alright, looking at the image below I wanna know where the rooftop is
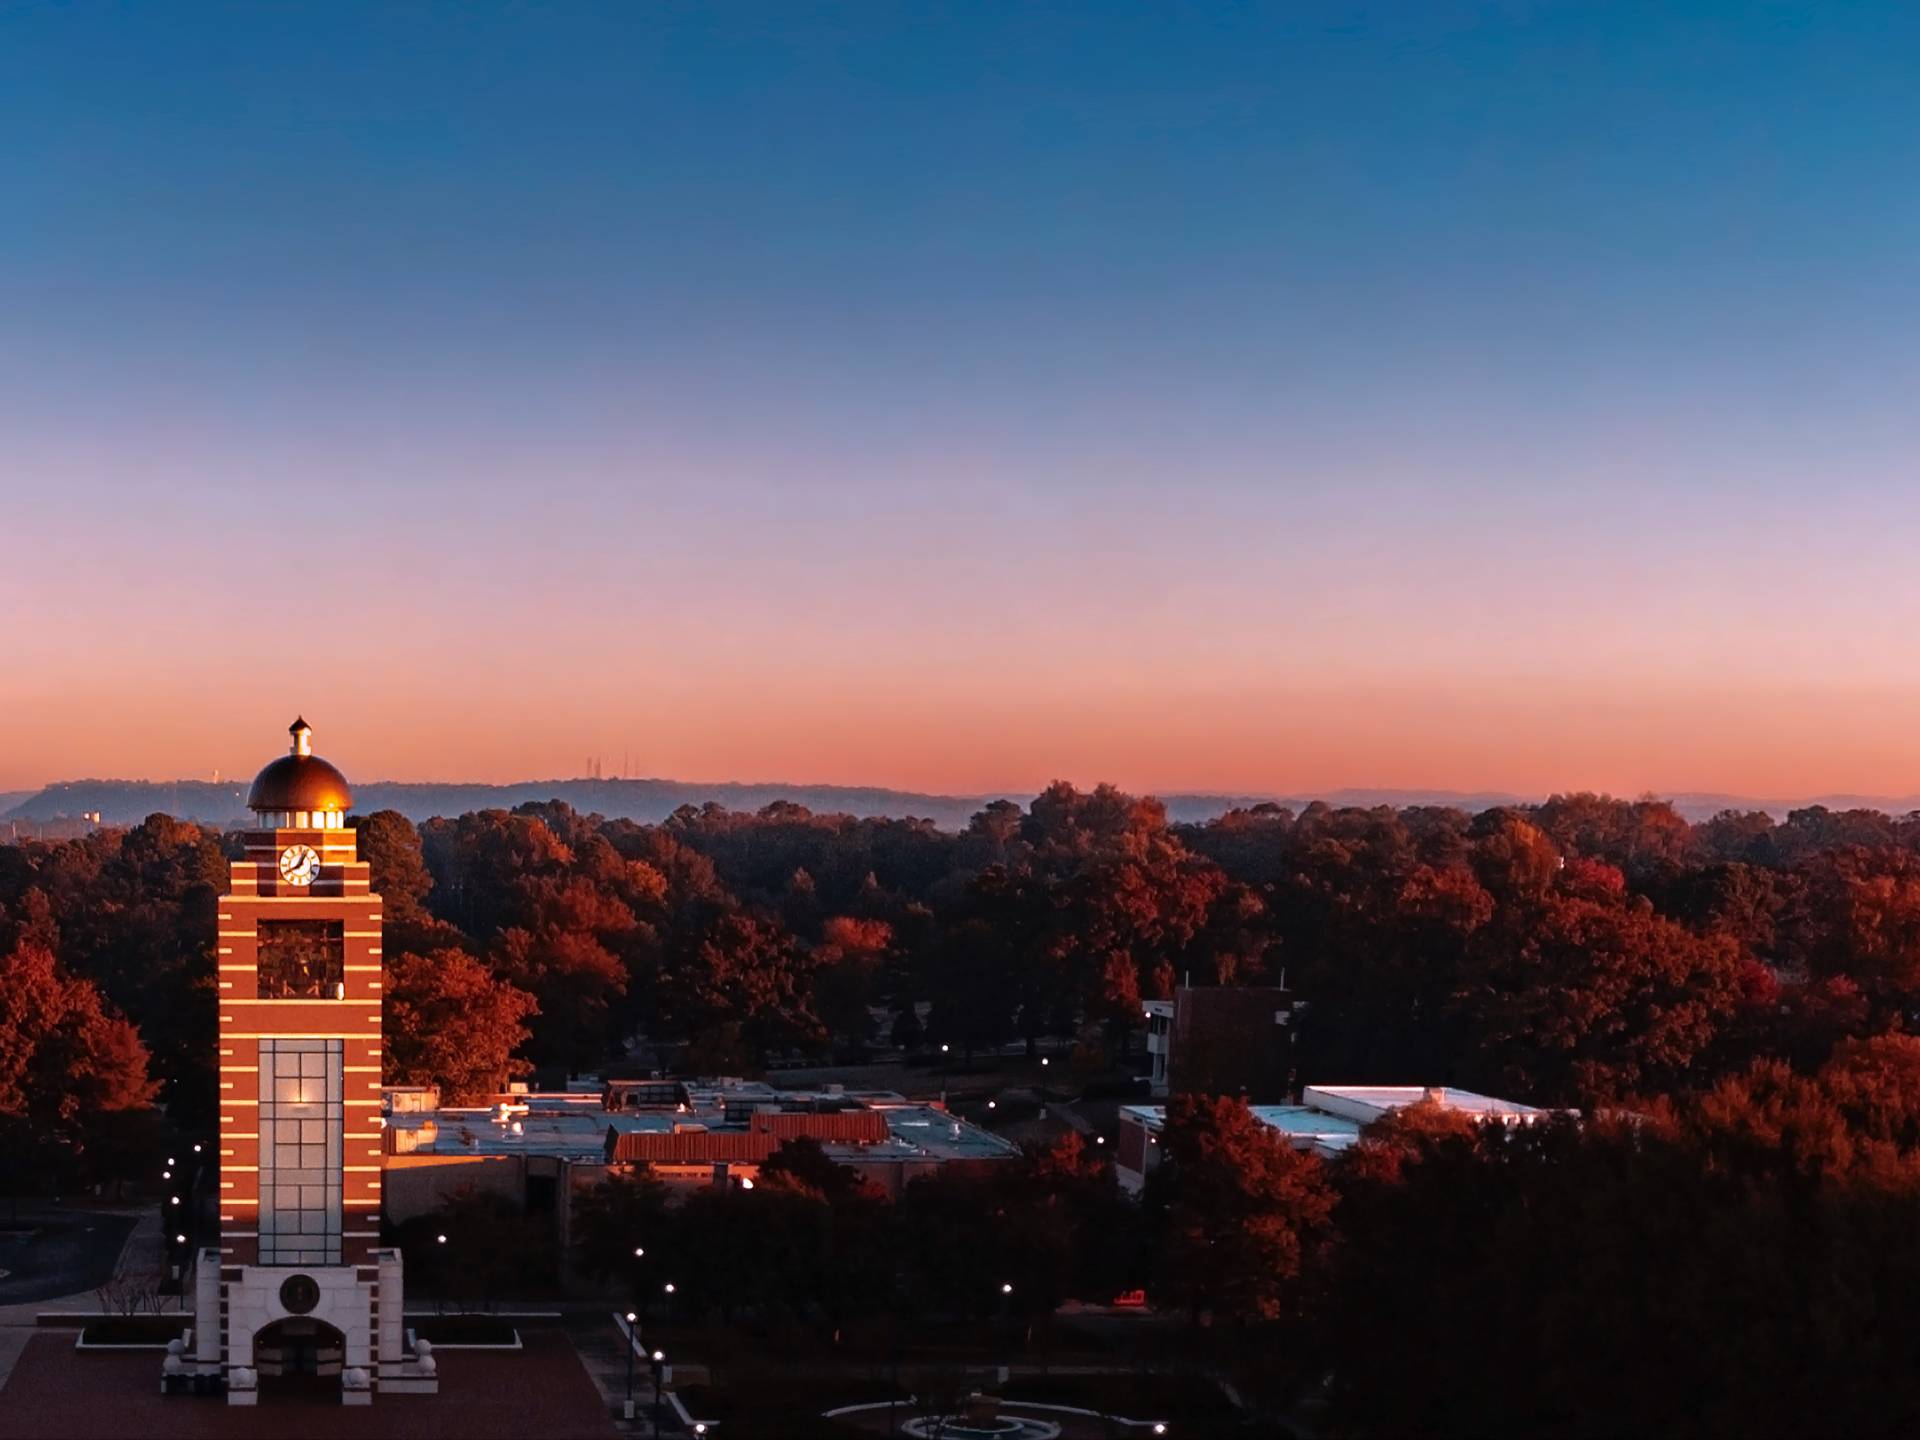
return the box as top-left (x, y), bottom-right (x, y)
top-left (1120, 1083), bottom-right (1548, 1158)
top-left (383, 1078), bottom-right (1020, 1167)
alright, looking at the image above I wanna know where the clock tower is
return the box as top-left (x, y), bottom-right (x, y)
top-left (186, 719), bottom-right (434, 1405)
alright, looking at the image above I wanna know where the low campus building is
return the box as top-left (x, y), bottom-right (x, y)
top-left (381, 1076), bottom-right (1021, 1255)
top-left (1143, 984), bottom-right (1297, 1100)
top-left (1114, 1083), bottom-right (1549, 1194)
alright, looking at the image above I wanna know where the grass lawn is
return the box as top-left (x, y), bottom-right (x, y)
top-left (410, 1316), bottom-right (521, 1346)
top-left (78, 1315), bottom-right (191, 1346)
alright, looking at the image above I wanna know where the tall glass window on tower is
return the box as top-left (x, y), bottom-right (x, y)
top-left (258, 1039), bottom-right (342, 1264)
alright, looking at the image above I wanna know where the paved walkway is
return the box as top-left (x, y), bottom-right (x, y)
top-left (0, 1331), bottom-right (617, 1438)
top-left (0, 1204), bottom-right (178, 1398)
top-left (568, 1313), bottom-right (681, 1435)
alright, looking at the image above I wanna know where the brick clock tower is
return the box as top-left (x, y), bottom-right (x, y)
top-left (184, 719), bottom-right (436, 1405)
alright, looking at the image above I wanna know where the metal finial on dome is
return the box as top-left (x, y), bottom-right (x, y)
top-left (290, 717), bottom-right (312, 757)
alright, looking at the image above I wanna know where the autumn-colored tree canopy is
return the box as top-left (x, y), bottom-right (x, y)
top-left (17, 785), bottom-right (1920, 1428)
top-left (16, 787), bottom-right (1920, 1129)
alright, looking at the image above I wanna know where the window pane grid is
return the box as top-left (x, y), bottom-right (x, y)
top-left (257, 1039), bottom-right (343, 1264)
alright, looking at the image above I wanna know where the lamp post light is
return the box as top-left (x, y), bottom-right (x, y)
top-left (649, 1349), bottom-right (666, 1438)
top-left (622, 1312), bottom-right (638, 1419)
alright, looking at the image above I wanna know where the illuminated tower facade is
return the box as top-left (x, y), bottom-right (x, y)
top-left (190, 719), bottom-right (425, 1404)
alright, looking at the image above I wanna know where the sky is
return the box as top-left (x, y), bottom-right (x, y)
top-left (5, 1), bottom-right (1920, 800)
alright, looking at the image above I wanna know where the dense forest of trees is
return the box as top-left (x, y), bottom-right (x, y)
top-left (11, 787), bottom-right (1920, 1430)
top-left (13, 785), bottom-right (1920, 1132)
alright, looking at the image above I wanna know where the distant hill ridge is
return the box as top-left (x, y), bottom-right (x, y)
top-left (11, 776), bottom-right (1920, 833)
top-left (3, 775), bottom-right (1279, 831)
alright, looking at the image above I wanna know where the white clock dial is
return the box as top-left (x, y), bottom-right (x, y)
top-left (277, 844), bottom-right (321, 887)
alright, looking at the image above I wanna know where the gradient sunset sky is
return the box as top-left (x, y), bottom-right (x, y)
top-left (6, 2), bottom-right (1920, 800)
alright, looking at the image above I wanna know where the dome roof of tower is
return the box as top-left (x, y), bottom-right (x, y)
top-left (247, 718), bottom-right (352, 813)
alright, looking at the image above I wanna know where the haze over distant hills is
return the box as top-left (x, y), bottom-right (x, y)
top-left (10, 776), bottom-right (1920, 835)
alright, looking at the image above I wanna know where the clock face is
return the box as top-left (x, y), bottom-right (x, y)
top-left (277, 844), bottom-right (321, 887)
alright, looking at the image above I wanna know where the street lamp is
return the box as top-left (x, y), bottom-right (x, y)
top-left (650, 1349), bottom-right (667, 1437)
top-left (663, 1282), bottom-right (676, 1295)
top-left (633, 1246), bottom-right (645, 1259)
top-left (623, 1312), bottom-right (638, 1418)
top-left (1153, 1425), bottom-right (1167, 1436)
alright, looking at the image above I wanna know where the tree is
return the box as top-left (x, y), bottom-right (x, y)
top-left (1453, 891), bottom-right (1747, 1103)
top-left (1151, 1094), bottom-right (1334, 1325)
top-left (0, 943), bottom-right (157, 1186)
top-left (383, 948), bottom-right (537, 1102)
top-left (659, 909), bottom-right (823, 1067)
top-left (571, 1168), bottom-right (672, 1299)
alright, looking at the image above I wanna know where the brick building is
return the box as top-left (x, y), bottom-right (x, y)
top-left (179, 721), bottom-right (435, 1406)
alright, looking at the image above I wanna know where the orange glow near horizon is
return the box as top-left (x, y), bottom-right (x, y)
top-left (13, 456), bottom-right (1920, 803)
top-left (15, 667), bottom-right (1920, 805)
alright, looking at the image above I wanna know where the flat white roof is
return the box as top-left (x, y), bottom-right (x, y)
top-left (1303, 1084), bottom-right (1544, 1125)
top-left (1120, 1083), bottom-right (1546, 1156)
